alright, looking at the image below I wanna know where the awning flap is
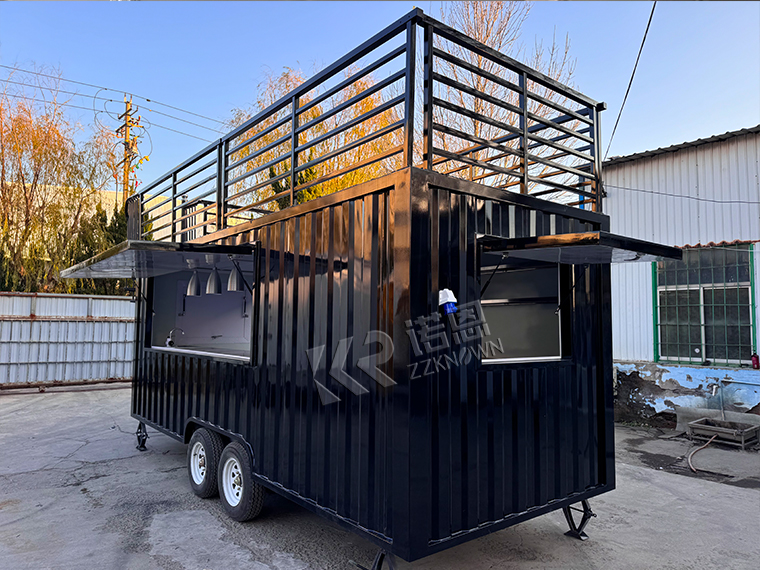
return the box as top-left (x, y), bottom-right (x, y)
top-left (61, 240), bottom-right (255, 279)
top-left (479, 231), bottom-right (682, 264)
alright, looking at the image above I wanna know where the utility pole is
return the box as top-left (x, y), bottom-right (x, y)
top-left (116, 95), bottom-right (137, 206)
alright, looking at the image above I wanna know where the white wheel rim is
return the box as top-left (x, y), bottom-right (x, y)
top-left (222, 457), bottom-right (243, 507)
top-left (190, 441), bottom-right (207, 485)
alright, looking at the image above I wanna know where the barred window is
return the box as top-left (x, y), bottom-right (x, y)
top-left (655, 244), bottom-right (756, 365)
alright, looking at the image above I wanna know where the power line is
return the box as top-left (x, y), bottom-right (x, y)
top-left (605, 183), bottom-right (760, 205)
top-left (0, 76), bottom-right (224, 134)
top-left (604, 2), bottom-right (657, 161)
top-left (0, 63), bottom-right (226, 125)
top-left (136, 106), bottom-right (224, 134)
top-left (4, 92), bottom-right (212, 143)
top-left (0, 77), bottom-right (114, 102)
top-left (3, 92), bottom-right (100, 113)
top-left (140, 117), bottom-right (213, 143)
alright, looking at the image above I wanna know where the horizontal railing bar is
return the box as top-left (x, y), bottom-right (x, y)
top-left (144, 176), bottom-right (216, 225)
top-left (526, 150), bottom-right (592, 179)
top-left (477, 113), bottom-right (590, 157)
top-left (531, 185), bottom-right (596, 200)
top-left (142, 206), bottom-right (174, 228)
top-left (168, 186), bottom-right (216, 216)
top-left (227, 114), bottom-right (290, 157)
top-left (423, 13), bottom-right (601, 108)
top-left (526, 89), bottom-right (593, 126)
top-left (298, 44), bottom-right (407, 116)
top-left (502, 165), bottom-right (587, 187)
top-left (174, 216), bottom-right (213, 236)
top-left (433, 96), bottom-right (522, 137)
top-left (432, 46), bottom-right (594, 130)
top-left (527, 111), bottom-right (592, 144)
top-left (173, 174), bottom-right (217, 205)
top-left (296, 94), bottom-right (405, 155)
top-left (295, 120), bottom-right (404, 175)
top-left (433, 70), bottom-right (592, 154)
top-left (433, 147), bottom-right (522, 179)
top-left (435, 132), bottom-right (581, 180)
top-left (141, 194), bottom-right (174, 218)
top-left (432, 122), bottom-right (523, 160)
top-left (174, 157), bottom-right (216, 188)
top-left (138, 142), bottom-right (218, 197)
top-left (432, 47), bottom-right (521, 97)
top-left (296, 70), bottom-right (405, 136)
top-left (226, 132), bottom-right (291, 173)
top-left (173, 202), bottom-right (216, 225)
top-left (293, 144), bottom-right (403, 195)
top-left (146, 219), bottom-right (174, 235)
top-left (433, 45), bottom-right (594, 128)
top-left (434, 117), bottom-right (592, 176)
top-left (142, 174), bottom-right (216, 225)
top-left (432, 71), bottom-right (523, 117)
top-left (225, 188), bottom-right (292, 218)
top-left (225, 151), bottom-right (290, 188)
top-left (527, 131), bottom-right (593, 162)
top-left (565, 198), bottom-right (596, 207)
top-left (528, 175), bottom-right (596, 197)
top-left (224, 8), bottom-right (417, 143)
top-left (225, 170), bottom-right (291, 204)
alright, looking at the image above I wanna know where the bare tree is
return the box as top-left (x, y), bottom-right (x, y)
top-left (435, 1), bottom-right (584, 199)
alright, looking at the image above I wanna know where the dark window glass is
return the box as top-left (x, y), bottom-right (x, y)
top-left (480, 263), bottom-right (561, 361)
top-left (656, 244), bottom-right (754, 365)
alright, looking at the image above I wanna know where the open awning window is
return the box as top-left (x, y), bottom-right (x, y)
top-left (61, 240), bottom-right (256, 279)
top-left (479, 231), bottom-right (682, 265)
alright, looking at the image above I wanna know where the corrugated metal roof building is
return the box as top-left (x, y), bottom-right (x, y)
top-left (603, 126), bottom-right (760, 421)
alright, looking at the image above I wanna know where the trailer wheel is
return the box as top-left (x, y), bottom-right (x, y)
top-left (187, 428), bottom-right (223, 498)
top-left (218, 442), bottom-right (264, 521)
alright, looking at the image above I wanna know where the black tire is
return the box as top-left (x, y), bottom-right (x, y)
top-left (217, 441), bottom-right (264, 521)
top-left (187, 428), bottom-right (223, 498)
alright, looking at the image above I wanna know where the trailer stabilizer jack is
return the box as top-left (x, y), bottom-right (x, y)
top-left (135, 422), bottom-right (148, 451)
top-left (351, 549), bottom-right (396, 570)
top-left (562, 500), bottom-right (596, 540)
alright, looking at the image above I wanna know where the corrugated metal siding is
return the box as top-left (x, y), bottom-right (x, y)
top-left (130, 170), bottom-right (617, 560)
top-left (134, 188), bottom-right (397, 545)
top-left (0, 293), bottom-right (135, 385)
top-left (604, 131), bottom-right (760, 361)
top-left (414, 183), bottom-right (612, 551)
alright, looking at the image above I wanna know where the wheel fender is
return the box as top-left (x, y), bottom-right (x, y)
top-left (184, 417), bottom-right (256, 469)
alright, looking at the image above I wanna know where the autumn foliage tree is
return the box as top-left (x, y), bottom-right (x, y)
top-left (224, 64), bottom-right (401, 219)
top-left (0, 70), bottom-right (122, 292)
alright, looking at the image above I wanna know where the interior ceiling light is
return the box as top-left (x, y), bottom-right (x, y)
top-left (186, 271), bottom-right (201, 297)
top-left (206, 267), bottom-right (222, 295)
top-left (227, 267), bottom-right (244, 292)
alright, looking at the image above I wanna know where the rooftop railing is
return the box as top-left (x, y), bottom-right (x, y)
top-left (128, 9), bottom-right (605, 242)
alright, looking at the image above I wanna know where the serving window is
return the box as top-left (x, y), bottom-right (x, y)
top-left (60, 240), bottom-right (258, 363)
top-left (479, 255), bottom-right (570, 363)
top-left (149, 269), bottom-right (255, 361)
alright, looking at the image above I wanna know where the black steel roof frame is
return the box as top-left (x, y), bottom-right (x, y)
top-left (128, 8), bottom-right (606, 246)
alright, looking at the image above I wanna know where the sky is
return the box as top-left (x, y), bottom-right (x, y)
top-left (0, 1), bottom-right (758, 190)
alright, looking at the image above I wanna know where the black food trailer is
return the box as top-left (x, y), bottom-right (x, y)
top-left (63, 9), bottom-right (681, 567)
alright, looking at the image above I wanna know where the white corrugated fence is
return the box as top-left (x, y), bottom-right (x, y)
top-left (0, 293), bottom-right (135, 386)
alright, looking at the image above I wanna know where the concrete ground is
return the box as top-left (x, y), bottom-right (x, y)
top-left (0, 386), bottom-right (758, 570)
